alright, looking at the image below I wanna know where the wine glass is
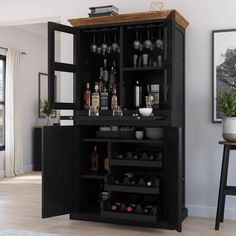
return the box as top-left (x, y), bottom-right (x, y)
top-left (156, 27), bottom-right (164, 50)
top-left (101, 33), bottom-right (108, 56)
top-left (144, 29), bottom-right (152, 50)
top-left (111, 32), bottom-right (119, 52)
top-left (107, 32), bottom-right (112, 54)
top-left (90, 33), bottom-right (97, 53)
top-left (96, 35), bottom-right (101, 54)
top-left (133, 30), bottom-right (141, 50)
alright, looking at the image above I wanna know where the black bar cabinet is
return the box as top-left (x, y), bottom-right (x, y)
top-left (42, 10), bottom-right (189, 232)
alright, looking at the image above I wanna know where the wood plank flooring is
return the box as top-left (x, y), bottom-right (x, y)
top-left (0, 172), bottom-right (235, 236)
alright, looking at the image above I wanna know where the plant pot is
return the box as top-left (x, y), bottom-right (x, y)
top-left (222, 116), bottom-right (236, 142)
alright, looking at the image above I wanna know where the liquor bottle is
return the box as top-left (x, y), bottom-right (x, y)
top-left (99, 67), bottom-right (104, 93)
top-left (108, 61), bottom-right (116, 93)
top-left (111, 202), bottom-right (121, 211)
top-left (111, 83), bottom-right (118, 110)
top-left (100, 86), bottom-right (109, 110)
top-left (92, 83), bottom-right (100, 109)
top-left (144, 174), bottom-right (155, 187)
top-left (113, 176), bottom-right (121, 185)
top-left (117, 153), bottom-right (124, 160)
top-left (83, 82), bottom-right (91, 110)
top-left (103, 59), bottom-right (109, 84)
top-left (104, 156), bottom-right (109, 173)
top-left (126, 197), bottom-right (142, 213)
top-left (134, 81), bottom-right (142, 108)
top-left (91, 146), bottom-right (98, 174)
top-left (123, 172), bottom-right (136, 185)
top-left (141, 198), bottom-right (157, 214)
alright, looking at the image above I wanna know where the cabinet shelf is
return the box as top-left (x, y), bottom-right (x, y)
top-left (81, 174), bottom-right (105, 180)
top-left (105, 184), bottom-right (160, 195)
top-left (110, 159), bottom-right (162, 168)
top-left (122, 66), bottom-right (164, 72)
top-left (82, 138), bottom-right (163, 144)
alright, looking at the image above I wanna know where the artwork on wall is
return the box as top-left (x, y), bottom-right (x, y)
top-left (38, 72), bottom-right (56, 118)
top-left (212, 29), bottom-right (236, 122)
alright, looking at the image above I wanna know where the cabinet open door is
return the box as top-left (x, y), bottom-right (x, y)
top-left (42, 126), bottom-right (76, 218)
top-left (164, 127), bottom-right (183, 232)
top-left (48, 22), bottom-right (79, 110)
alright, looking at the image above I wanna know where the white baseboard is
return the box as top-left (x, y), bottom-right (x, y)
top-left (23, 165), bottom-right (33, 173)
top-left (0, 169), bottom-right (4, 178)
top-left (187, 204), bottom-right (236, 220)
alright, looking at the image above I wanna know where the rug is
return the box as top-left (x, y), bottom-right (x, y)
top-left (0, 229), bottom-right (62, 236)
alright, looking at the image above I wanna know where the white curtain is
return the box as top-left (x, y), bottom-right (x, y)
top-left (5, 49), bottom-right (23, 177)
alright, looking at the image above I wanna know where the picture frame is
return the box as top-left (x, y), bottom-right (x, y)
top-left (38, 72), bottom-right (56, 118)
top-left (212, 29), bottom-right (236, 123)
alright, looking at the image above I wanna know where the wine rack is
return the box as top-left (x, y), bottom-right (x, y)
top-left (101, 196), bottom-right (160, 223)
top-left (42, 10), bottom-right (188, 233)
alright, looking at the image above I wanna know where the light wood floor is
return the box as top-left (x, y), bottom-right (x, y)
top-left (0, 172), bottom-right (235, 236)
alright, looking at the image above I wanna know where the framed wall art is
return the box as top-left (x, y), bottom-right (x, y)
top-left (212, 29), bottom-right (236, 122)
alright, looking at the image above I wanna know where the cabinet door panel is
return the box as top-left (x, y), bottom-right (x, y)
top-left (42, 126), bottom-right (76, 218)
top-left (48, 22), bottom-right (79, 110)
top-left (164, 127), bottom-right (182, 230)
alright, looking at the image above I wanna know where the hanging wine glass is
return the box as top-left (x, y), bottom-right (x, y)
top-left (144, 29), bottom-right (152, 50)
top-left (101, 33), bottom-right (108, 56)
top-left (90, 33), bottom-right (97, 53)
top-left (133, 30), bottom-right (141, 50)
top-left (112, 32), bottom-right (119, 52)
top-left (155, 27), bottom-right (164, 50)
top-left (96, 34), bottom-right (101, 54)
top-left (107, 32), bottom-right (112, 54)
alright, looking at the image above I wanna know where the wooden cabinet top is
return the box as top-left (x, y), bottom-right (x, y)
top-left (68, 10), bottom-right (189, 29)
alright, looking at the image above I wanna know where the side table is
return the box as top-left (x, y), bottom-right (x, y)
top-left (215, 141), bottom-right (236, 230)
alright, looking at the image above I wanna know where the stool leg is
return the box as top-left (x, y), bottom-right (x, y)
top-left (215, 145), bottom-right (230, 230)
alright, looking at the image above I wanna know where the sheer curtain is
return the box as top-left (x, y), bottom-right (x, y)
top-left (5, 49), bottom-right (23, 177)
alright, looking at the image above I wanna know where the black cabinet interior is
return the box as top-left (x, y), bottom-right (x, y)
top-left (43, 10), bottom-right (188, 232)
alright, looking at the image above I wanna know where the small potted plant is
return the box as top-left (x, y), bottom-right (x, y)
top-left (40, 99), bottom-right (55, 126)
top-left (217, 88), bottom-right (236, 141)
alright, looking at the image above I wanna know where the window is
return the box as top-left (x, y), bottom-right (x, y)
top-left (0, 55), bottom-right (5, 150)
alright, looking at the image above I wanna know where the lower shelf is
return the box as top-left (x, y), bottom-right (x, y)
top-left (100, 211), bottom-right (157, 223)
top-left (105, 184), bottom-right (160, 195)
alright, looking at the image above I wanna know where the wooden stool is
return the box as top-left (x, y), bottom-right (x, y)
top-left (215, 141), bottom-right (236, 230)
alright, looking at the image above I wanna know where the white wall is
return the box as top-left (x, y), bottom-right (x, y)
top-left (0, 26), bottom-right (48, 175)
top-left (1, 0), bottom-right (236, 219)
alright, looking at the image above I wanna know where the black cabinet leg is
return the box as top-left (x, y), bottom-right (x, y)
top-left (215, 145), bottom-right (229, 230)
top-left (177, 223), bottom-right (182, 232)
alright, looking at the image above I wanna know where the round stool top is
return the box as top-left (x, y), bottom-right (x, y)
top-left (219, 141), bottom-right (236, 146)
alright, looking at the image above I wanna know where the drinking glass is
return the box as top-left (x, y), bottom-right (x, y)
top-left (113, 106), bottom-right (123, 116)
top-left (89, 106), bottom-right (99, 116)
top-left (133, 54), bottom-right (138, 67)
top-left (145, 96), bottom-right (153, 108)
top-left (142, 54), bottom-right (149, 67)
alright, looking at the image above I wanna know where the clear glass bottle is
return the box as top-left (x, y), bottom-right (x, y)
top-left (100, 86), bottom-right (109, 110)
top-left (111, 84), bottom-right (118, 110)
top-left (92, 83), bottom-right (100, 110)
top-left (83, 82), bottom-right (91, 110)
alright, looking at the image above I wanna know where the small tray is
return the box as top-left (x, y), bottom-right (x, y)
top-left (96, 130), bottom-right (134, 139)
